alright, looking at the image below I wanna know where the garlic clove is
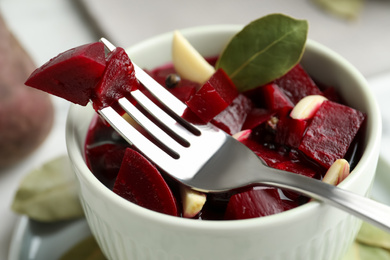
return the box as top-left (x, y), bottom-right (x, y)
top-left (322, 159), bottom-right (350, 185)
top-left (290, 95), bottom-right (327, 120)
top-left (180, 185), bottom-right (207, 218)
top-left (172, 30), bottom-right (215, 85)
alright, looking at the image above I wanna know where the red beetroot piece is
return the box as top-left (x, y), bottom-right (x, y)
top-left (113, 148), bottom-right (178, 216)
top-left (224, 187), bottom-right (294, 220)
top-left (275, 116), bottom-right (308, 148)
top-left (25, 42), bottom-right (106, 106)
top-left (242, 108), bottom-right (275, 130)
top-left (299, 100), bottom-right (366, 168)
top-left (238, 132), bottom-right (292, 168)
top-left (92, 47), bottom-right (139, 111)
top-left (211, 94), bottom-right (253, 135)
top-left (273, 64), bottom-right (322, 104)
top-left (261, 83), bottom-right (294, 111)
top-left (237, 129), bottom-right (323, 179)
top-left (169, 86), bottom-right (197, 103)
top-left (274, 160), bottom-right (319, 179)
top-left (186, 68), bottom-right (239, 123)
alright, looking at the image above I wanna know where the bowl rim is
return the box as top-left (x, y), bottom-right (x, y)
top-left (66, 24), bottom-right (382, 232)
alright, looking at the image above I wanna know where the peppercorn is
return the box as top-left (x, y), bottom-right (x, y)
top-left (165, 73), bottom-right (181, 88)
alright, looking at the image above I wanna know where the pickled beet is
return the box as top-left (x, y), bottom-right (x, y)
top-left (186, 69), bottom-right (239, 123)
top-left (113, 148), bottom-right (179, 216)
top-left (211, 94), bottom-right (253, 135)
top-left (25, 42), bottom-right (106, 106)
top-left (225, 188), bottom-right (296, 220)
top-left (260, 83), bottom-right (294, 110)
top-left (299, 100), bottom-right (366, 168)
top-left (92, 47), bottom-right (139, 110)
top-left (273, 64), bottom-right (322, 104)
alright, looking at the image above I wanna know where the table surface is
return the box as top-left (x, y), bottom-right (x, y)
top-left (0, 0), bottom-right (389, 258)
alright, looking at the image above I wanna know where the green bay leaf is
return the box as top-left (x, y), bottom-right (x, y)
top-left (215, 13), bottom-right (308, 92)
top-left (11, 155), bottom-right (84, 222)
top-left (60, 236), bottom-right (107, 260)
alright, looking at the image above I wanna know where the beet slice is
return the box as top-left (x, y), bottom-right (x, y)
top-left (85, 143), bottom-right (127, 188)
top-left (298, 100), bottom-right (366, 168)
top-left (25, 42), bottom-right (106, 106)
top-left (186, 68), bottom-right (239, 123)
top-left (224, 188), bottom-right (287, 220)
top-left (273, 64), bottom-right (322, 104)
top-left (92, 47), bottom-right (139, 110)
top-left (113, 148), bottom-right (178, 216)
top-left (211, 94), bottom-right (253, 135)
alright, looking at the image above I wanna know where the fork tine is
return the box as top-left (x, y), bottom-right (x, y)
top-left (130, 89), bottom-right (200, 143)
top-left (117, 94), bottom-right (185, 157)
top-left (132, 63), bottom-right (188, 117)
top-left (98, 106), bottom-right (177, 165)
top-left (100, 37), bottom-right (115, 52)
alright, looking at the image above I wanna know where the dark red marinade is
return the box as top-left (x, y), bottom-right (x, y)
top-left (84, 57), bottom-right (366, 220)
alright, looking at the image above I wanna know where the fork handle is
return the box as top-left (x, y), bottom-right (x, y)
top-left (262, 169), bottom-right (390, 233)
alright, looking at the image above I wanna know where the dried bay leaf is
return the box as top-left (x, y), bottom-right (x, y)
top-left (60, 236), bottom-right (107, 260)
top-left (342, 222), bottom-right (390, 260)
top-left (215, 13), bottom-right (308, 92)
top-left (11, 155), bottom-right (84, 222)
top-left (356, 222), bottom-right (390, 250)
top-left (312, 0), bottom-right (364, 20)
top-left (342, 242), bottom-right (390, 260)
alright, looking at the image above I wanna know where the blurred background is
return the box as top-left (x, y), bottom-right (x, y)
top-left (0, 0), bottom-right (389, 258)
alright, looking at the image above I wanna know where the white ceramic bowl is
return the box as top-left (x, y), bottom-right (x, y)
top-left (66, 25), bottom-right (382, 260)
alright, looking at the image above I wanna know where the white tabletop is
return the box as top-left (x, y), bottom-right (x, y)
top-left (0, 0), bottom-right (389, 258)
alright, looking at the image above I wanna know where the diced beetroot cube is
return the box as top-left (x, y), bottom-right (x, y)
top-left (186, 69), bottom-right (239, 123)
top-left (322, 87), bottom-right (342, 103)
top-left (169, 85), bottom-right (197, 102)
top-left (113, 148), bottom-right (179, 216)
top-left (25, 42), bottom-right (106, 106)
top-left (237, 134), bottom-right (287, 168)
top-left (211, 94), bottom-right (253, 135)
top-left (261, 83), bottom-right (294, 111)
top-left (298, 100), bottom-right (366, 168)
top-left (242, 108), bottom-right (275, 130)
top-left (92, 47), bottom-right (139, 110)
top-left (181, 108), bottom-right (207, 125)
top-left (280, 197), bottom-right (301, 211)
top-left (275, 116), bottom-right (308, 148)
top-left (274, 64), bottom-right (322, 104)
top-left (237, 129), bottom-right (324, 177)
top-left (224, 188), bottom-right (287, 220)
top-left (274, 160), bottom-right (319, 179)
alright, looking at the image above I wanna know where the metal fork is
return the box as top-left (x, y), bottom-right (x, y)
top-left (98, 38), bottom-right (390, 232)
